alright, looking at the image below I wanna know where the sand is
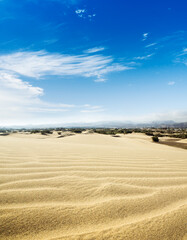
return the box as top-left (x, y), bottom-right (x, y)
top-left (0, 133), bottom-right (187, 240)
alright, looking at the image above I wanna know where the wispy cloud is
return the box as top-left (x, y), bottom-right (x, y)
top-left (143, 31), bottom-right (187, 68)
top-left (81, 104), bottom-right (104, 113)
top-left (134, 53), bottom-right (154, 60)
top-left (75, 8), bottom-right (96, 20)
top-left (27, 107), bottom-right (70, 113)
top-left (88, 13), bottom-right (96, 20)
top-left (75, 9), bottom-right (86, 18)
top-left (43, 39), bottom-right (58, 45)
top-left (168, 81), bottom-right (175, 86)
top-left (81, 109), bottom-right (104, 113)
top-left (142, 33), bottom-right (149, 41)
top-left (0, 50), bottom-right (130, 81)
top-left (94, 78), bottom-right (106, 82)
top-left (0, 72), bottom-right (72, 113)
top-left (0, 72), bottom-right (43, 97)
top-left (85, 47), bottom-right (105, 54)
top-left (177, 48), bottom-right (187, 56)
top-left (175, 47), bottom-right (187, 66)
top-left (145, 42), bottom-right (157, 48)
top-left (0, 49), bottom-right (129, 124)
top-left (144, 31), bottom-right (186, 50)
top-left (0, 71), bottom-right (105, 125)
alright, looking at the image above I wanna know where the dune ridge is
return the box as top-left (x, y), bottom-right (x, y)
top-left (0, 133), bottom-right (187, 240)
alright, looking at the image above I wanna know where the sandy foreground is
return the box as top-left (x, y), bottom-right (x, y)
top-left (0, 133), bottom-right (187, 240)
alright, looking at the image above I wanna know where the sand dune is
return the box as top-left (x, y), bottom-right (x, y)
top-left (0, 133), bottom-right (187, 240)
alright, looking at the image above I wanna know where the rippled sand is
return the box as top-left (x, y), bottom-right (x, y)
top-left (0, 133), bottom-right (187, 240)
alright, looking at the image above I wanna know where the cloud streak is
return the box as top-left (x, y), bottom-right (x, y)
top-left (142, 33), bottom-right (149, 41)
top-left (0, 74), bottom-right (104, 125)
top-left (75, 9), bottom-right (86, 18)
top-left (0, 49), bottom-right (130, 124)
top-left (0, 50), bottom-right (129, 81)
top-left (168, 81), bottom-right (175, 86)
top-left (75, 8), bottom-right (96, 20)
top-left (85, 47), bottom-right (105, 54)
top-left (145, 42), bottom-right (157, 48)
top-left (0, 72), bottom-right (43, 96)
top-left (134, 53), bottom-right (154, 60)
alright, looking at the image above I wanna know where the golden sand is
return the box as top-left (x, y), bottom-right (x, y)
top-left (0, 133), bottom-right (187, 240)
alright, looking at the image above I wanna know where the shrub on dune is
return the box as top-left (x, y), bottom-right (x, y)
top-left (152, 135), bottom-right (159, 142)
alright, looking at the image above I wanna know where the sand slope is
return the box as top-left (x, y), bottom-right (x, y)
top-left (0, 133), bottom-right (187, 240)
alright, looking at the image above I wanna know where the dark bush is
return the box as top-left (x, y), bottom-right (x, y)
top-left (41, 130), bottom-right (53, 135)
top-left (72, 129), bottom-right (83, 133)
top-left (145, 131), bottom-right (154, 136)
top-left (94, 129), bottom-right (117, 135)
top-left (117, 129), bottom-right (125, 134)
top-left (30, 130), bottom-right (40, 134)
top-left (152, 135), bottom-right (159, 142)
top-left (124, 130), bottom-right (133, 134)
top-left (155, 133), bottom-right (163, 137)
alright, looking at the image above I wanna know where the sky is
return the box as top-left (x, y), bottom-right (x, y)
top-left (0, 0), bottom-right (187, 126)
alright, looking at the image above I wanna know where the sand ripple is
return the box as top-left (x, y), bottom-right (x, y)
top-left (0, 133), bottom-right (187, 240)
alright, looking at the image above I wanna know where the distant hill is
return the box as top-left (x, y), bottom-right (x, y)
top-left (0, 121), bottom-right (187, 130)
top-left (170, 122), bottom-right (187, 129)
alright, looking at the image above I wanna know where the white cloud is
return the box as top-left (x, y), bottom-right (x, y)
top-left (0, 72), bottom-right (44, 125)
top-left (0, 50), bottom-right (129, 81)
top-left (81, 109), bottom-right (104, 113)
top-left (0, 72), bottom-right (71, 115)
top-left (75, 8), bottom-right (96, 20)
top-left (168, 81), bottom-right (175, 86)
top-left (0, 71), bottom-right (106, 125)
top-left (176, 48), bottom-right (187, 66)
top-left (0, 75), bottom-right (105, 125)
top-left (85, 47), bottom-right (105, 54)
top-left (134, 53), bottom-right (154, 60)
top-left (81, 110), bottom-right (104, 113)
top-left (177, 48), bottom-right (187, 56)
top-left (94, 78), bottom-right (106, 82)
top-left (145, 42), bottom-right (157, 48)
top-left (142, 33), bottom-right (149, 41)
top-left (83, 105), bottom-right (102, 110)
top-left (80, 104), bottom-right (105, 113)
top-left (27, 107), bottom-right (69, 113)
top-left (75, 9), bottom-right (85, 14)
top-left (88, 13), bottom-right (96, 20)
top-left (44, 103), bottom-right (75, 108)
top-left (75, 9), bottom-right (86, 18)
top-left (0, 72), bottom-right (43, 96)
top-left (0, 49), bottom-right (130, 125)
top-left (88, 14), bottom-right (96, 17)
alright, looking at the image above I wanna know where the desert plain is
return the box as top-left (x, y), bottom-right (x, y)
top-left (0, 132), bottom-right (187, 240)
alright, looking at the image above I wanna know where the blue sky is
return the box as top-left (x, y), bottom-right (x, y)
top-left (0, 0), bottom-right (187, 126)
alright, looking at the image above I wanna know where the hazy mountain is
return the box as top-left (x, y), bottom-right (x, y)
top-left (1, 121), bottom-right (187, 130)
